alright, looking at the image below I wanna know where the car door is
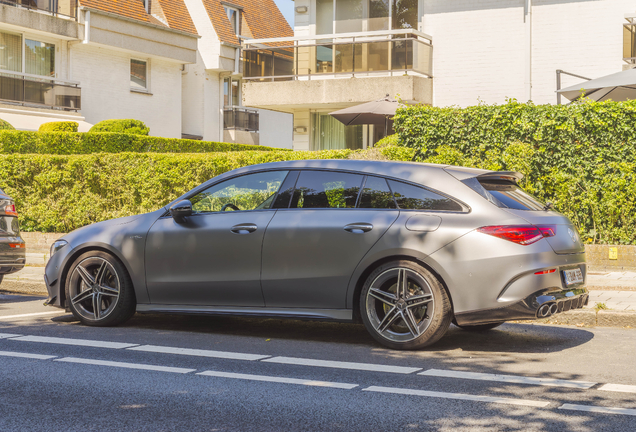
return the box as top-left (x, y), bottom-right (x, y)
top-left (145, 170), bottom-right (289, 306)
top-left (261, 171), bottom-right (400, 309)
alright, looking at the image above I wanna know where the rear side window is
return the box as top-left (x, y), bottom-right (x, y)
top-left (290, 171), bottom-right (364, 209)
top-left (472, 179), bottom-right (545, 211)
top-left (388, 180), bottom-right (463, 212)
top-left (358, 176), bottom-right (397, 209)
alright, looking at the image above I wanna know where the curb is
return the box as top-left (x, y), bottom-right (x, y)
top-left (536, 309), bottom-right (636, 329)
top-left (0, 280), bottom-right (48, 297)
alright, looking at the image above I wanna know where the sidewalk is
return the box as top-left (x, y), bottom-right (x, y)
top-left (2, 254), bottom-right (636, 327)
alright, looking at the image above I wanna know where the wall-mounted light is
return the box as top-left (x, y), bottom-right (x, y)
top-left (295, 6), bottom-right (308, 13)
top-left (294, 126), bottom-right (308, 133)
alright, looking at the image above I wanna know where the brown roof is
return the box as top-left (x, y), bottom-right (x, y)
top-left (203, 0), bottom-right (293, 45)
top-left (79, 0), bottom-right (198, 35)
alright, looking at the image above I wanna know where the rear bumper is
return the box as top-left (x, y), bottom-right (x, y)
top-left (454, 286), bottom-right (589, 326)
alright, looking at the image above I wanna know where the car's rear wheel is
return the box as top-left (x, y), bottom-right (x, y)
top-left (66, 251), bottom-right (136, 326)
top-left (360, 260), bottom-right (452, 350)
top-left (455, 322), bottom-right (504, 331)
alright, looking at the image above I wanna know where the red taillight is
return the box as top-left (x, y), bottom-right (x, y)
top-left (477, 225), bottom-right (544, 245)
top-left (538, 225), bottom-right (557, 238)
top-left (9, 243), bottom-right (24, 248)
top-left (4, 204), bottom-right (17, 217)
top-left (535, 269), bottom-right (556, 275)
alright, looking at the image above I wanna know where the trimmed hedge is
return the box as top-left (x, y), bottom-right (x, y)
top-left (0, 119), bottom-right (15, 130)
top-left (393, 99), bottom-right (636, 244)
top-left (39, 121), bottom-right (79, 133)
top-left (89, 119), bottom-right (150, 135)
top-left (0, 131), bottom-right (282, 154)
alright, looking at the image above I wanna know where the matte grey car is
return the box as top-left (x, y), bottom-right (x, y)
top-left (44, 160), bottom-right (588, 349)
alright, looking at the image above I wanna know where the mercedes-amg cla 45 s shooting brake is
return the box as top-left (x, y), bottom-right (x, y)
top-left (44, 160), bottom-right (588, 349)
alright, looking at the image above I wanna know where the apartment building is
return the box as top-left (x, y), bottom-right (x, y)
top-left (0, 0), bottom-right (292, 147)
top-left (242, 0), bottom-right (636, 151)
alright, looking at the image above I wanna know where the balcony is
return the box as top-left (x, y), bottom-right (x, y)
top-left (223, 107), bottom-right (259, 132)
top-left (0, 70), bottom-right (81, 111)
top-left (0, 0), bottom-right (77, 19)
top-left (241, 30), bottom-right (433, 112)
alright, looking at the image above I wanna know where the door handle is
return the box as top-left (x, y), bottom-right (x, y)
top-left (231, 224), bottom-right (258, 234)
top-left (344, 223), bottom-right (373, 234)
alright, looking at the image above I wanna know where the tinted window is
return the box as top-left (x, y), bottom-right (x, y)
top-left (388, 180), bottom-right (463, 211)
top-left (290, 171), bottom-right (363, 209)
top-left (358, 176), bottom-right (397, 209)
top-left (191, 171), bottom-right (288, 213)
top-left (479, 181), bottom-right (545, 211)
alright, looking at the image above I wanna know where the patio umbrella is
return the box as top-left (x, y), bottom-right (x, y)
top-left (329, 95), bottom-right (404, 136)
top-left (557, 68), bottom-right (636, 102)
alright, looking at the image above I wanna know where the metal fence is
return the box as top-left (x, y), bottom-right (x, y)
top-left (0, 70), bottom-right (81, 111)
top-left (223, 107), bottom-right (259, 132)
top-left (0, 0), bottom-right (78, 19)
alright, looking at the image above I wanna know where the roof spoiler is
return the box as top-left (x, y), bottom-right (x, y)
top-left (476, 171), bottom-right (524, 182)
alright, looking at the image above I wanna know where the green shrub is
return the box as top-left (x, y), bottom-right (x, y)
top-left (0, 131), bottom-right (282, 154)
top-left (393, 99), bottom-right (636, 244)
top-left (374, 133), bottom-right (399, 148)
top-left (0, 119), bottom-right (15, 130)
top-left (39, 121), bottom-right (79, 133)
top-left (89, 119), bottom-right (150, 135)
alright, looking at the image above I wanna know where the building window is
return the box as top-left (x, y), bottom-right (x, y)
top-left (0, 31), bottom-right (56, 77)
top-left (224, 6), bottom-right (240, 35)
top-left (0, 31), bottom-right (22, 73)
top-left (131, 59), bottom-right (148, 90)
top-left (311, 113), bottom-right (363, 150)
top-left (316, 0), bottom-right (418, 35)
top-left (223, 77), bottom-right (241, 107)
top-left (143, 0), bottom-right (151, 13)
top-left (624, 24), bottom-right (636, 62)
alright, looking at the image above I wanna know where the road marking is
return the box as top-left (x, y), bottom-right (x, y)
top-left (198, 370), bottom-right (358, 389)
top-left (363, 386), bottom-right (550, 407)
top-left (598, 383), bottom-right (636, 394)
top-left (419, 369), bottom-right (597, 389)
top-left (128, 345), bottom-right (269, 361)
top-left (0, 311), bottom-right (65, 321)
top-left (559, 403), bottom-right (636, 416)
top-left (55, 357), bottom-right (195, 374)
top-left (0, 333), bottom-right (21, 339)
top-left (12, 335), bottom-right (138, 349)
top-left (262, 356), bottom-right (421, 374)
top-left (0, 350), bottom-right (56, 360)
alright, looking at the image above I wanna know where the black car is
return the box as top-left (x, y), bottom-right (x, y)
top-left (0, 189), bottom-right (25, 283)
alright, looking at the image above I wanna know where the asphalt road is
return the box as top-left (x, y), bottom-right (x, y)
top-left (1, 293), bottom-right (635, 432)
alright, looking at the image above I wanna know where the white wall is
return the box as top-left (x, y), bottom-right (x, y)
top-left (259, 109), bottom-right (293, 149)
top-left (72, 43), bottom-right (183, 138)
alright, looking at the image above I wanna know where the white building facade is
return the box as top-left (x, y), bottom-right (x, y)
top-left (242, 0), bottom-right (636, 151)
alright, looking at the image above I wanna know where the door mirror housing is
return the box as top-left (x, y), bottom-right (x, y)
top-left (170, 200), bottom-right (192, 223)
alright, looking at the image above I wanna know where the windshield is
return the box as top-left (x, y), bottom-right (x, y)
top-left (463, 178), bottom-right (546, 211)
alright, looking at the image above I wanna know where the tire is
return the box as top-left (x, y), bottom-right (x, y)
top-left (360, 260), bottom-right (452, 350)
top-left (65, 250), bottom-right (136, 326)
top-left (455, 322), bottom-right (504, 331)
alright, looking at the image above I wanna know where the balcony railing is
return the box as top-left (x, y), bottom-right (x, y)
top-left (224, 107), bottom-right (259, 132)
top-left (242, 29), bottom-right (432, 82)
top-left (0, 70), bottom-right (81, 111)
top-left (0, 0), bottom-right (77, 19)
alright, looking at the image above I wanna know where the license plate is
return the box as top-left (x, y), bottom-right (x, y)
top-left (563, 268), bottom-right (584, 286)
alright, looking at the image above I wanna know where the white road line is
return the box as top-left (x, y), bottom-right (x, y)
top-left (262, 356), bottom-right (421, 374)
top-left (197, 370), bottom-right (358, 389)
top-left (128, 345), bottom-right (269, 361)
top-left (12, 335), bottom-right (138, 349)
top-left (598, 383), bottom-right (636, 394)
top-left (0, 350), bottom-right (56, 360)
top-left (55, 357), bottom-right (195, 374)
top-left (0, 311), bottom-right (65, 321)
top-left (0, 333), bottom-right (21, 339)
top-left (363, 386), bottom-right (550, 408)
top-left (419, 369), bottom-right (597, 389)
top-left (559, 403), bottom-right (636, 416)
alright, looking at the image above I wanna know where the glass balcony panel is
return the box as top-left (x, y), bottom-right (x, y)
top-left (414, 40), bottom-right (432, 76)
top-left (335, 43), bottom-right (362, 73)
top-left (315, 45), bottom-right (333, 74)
top-left (391, 38), bottom-right (413, 71)
top-left (0, 73), bottom-right (80, 110)
top-left (224, 107), bottom-right (259, 132)
top-left (336, 0), bottom-right (363, 33)
top-left (273, 48), bottom-right (294, 77)
top-left (0, 74), bottom-right (24, 102)
top-left (364, 41), bottom-right (389, 71)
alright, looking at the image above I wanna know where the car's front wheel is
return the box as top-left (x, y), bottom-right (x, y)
top-left (66, 251), bottom-right (136, 326)
top-left (360, 260), bottom-right (452, 350)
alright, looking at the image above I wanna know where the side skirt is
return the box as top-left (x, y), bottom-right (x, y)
top-left (136, 304), bottom-right (354, 322)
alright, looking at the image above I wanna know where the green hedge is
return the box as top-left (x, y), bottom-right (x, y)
top-left (393, 99), bottom-right (636, 244)
top-left (89, 119), bottom-right (150, 135)
top-left (0, 131), bottom-right (282, 154)
top-left (0, 119), bottom-right (15, 130)
top-left (39, 121), bottom-right (79, 133)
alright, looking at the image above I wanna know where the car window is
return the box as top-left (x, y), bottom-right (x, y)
top-left (478, 180), bottom-right (545, 211)
top-left (357, 176), bottom-right (397, 209)
top-left (388, 180), bottom-right (463, 211)
top-left (190, 171), bottom-right (288, 214)
top-left (290, 171), bottom-right (364, 209)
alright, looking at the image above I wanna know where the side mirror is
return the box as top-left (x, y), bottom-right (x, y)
top-left (170, 200), bottom-right (192, 223)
